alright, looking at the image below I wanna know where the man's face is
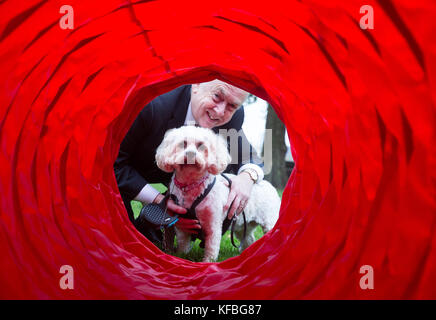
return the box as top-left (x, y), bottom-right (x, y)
top-left (190, 80), bottom-right (248, 129)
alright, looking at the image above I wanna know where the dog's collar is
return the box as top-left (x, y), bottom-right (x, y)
top-left (173, 174), bottom-right (209, 192)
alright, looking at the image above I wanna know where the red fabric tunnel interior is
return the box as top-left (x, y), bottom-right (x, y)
top-left (0, 0), bottom-right (435, 299)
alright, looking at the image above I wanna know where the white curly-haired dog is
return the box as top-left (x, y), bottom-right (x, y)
top-left (155, 126), bottom-right (280, 262)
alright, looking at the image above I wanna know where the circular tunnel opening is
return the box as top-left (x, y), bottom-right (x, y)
top-left (112, 80), bottom-right (289, 264)
top-left (103, 73), bottom-right (297, 299)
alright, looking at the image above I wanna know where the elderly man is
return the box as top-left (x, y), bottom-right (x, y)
top-left (114, 80), bottom-right (264, 244)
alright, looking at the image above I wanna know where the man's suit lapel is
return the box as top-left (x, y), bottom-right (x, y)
top-left (167, 85), bottom-right (191, 130)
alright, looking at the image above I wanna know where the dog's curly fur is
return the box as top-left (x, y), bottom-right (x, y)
top-left (156, 126), bottom-right (280, 262)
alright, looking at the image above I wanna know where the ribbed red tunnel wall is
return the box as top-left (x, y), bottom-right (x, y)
top-left (1, 0), bottom-right (435, 299)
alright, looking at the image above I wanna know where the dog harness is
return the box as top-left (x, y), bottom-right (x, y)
top-left (171, 174), bottom-right (246, 249)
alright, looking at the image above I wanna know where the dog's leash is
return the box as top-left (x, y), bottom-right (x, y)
top-left (220, 173), bottom-right (247, 249)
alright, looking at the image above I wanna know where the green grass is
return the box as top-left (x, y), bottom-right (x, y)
top-left (132, 183), bottom-right (282, 262)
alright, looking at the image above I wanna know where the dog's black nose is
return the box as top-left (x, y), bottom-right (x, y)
top-left (185, 150), bottom-right (196, 164)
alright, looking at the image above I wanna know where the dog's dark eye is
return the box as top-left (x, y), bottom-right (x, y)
top-left (179, 140), bottom-right (187, 149)
top-left (196, 142), bottom-right (205, 150)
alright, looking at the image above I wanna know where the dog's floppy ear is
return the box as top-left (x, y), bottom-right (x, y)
top-left (155, 129), bottom-right (177, 173)
top-left (207, 130), bottom-right (231, 175)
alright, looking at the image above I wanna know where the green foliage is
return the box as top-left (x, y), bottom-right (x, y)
top-left (174, 227), bottom-right (265, 262)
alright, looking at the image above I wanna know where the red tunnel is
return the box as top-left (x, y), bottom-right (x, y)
top-left (0, 0), bottom-right (435, 299)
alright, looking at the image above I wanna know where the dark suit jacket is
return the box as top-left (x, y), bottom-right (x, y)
top-left (114, 85), bottom-right (262, 222)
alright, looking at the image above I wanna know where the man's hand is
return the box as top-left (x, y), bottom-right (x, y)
top-left (153, 194), bottom-right (201, 234)
top-left (223, 172), bottom-right (255, 220)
